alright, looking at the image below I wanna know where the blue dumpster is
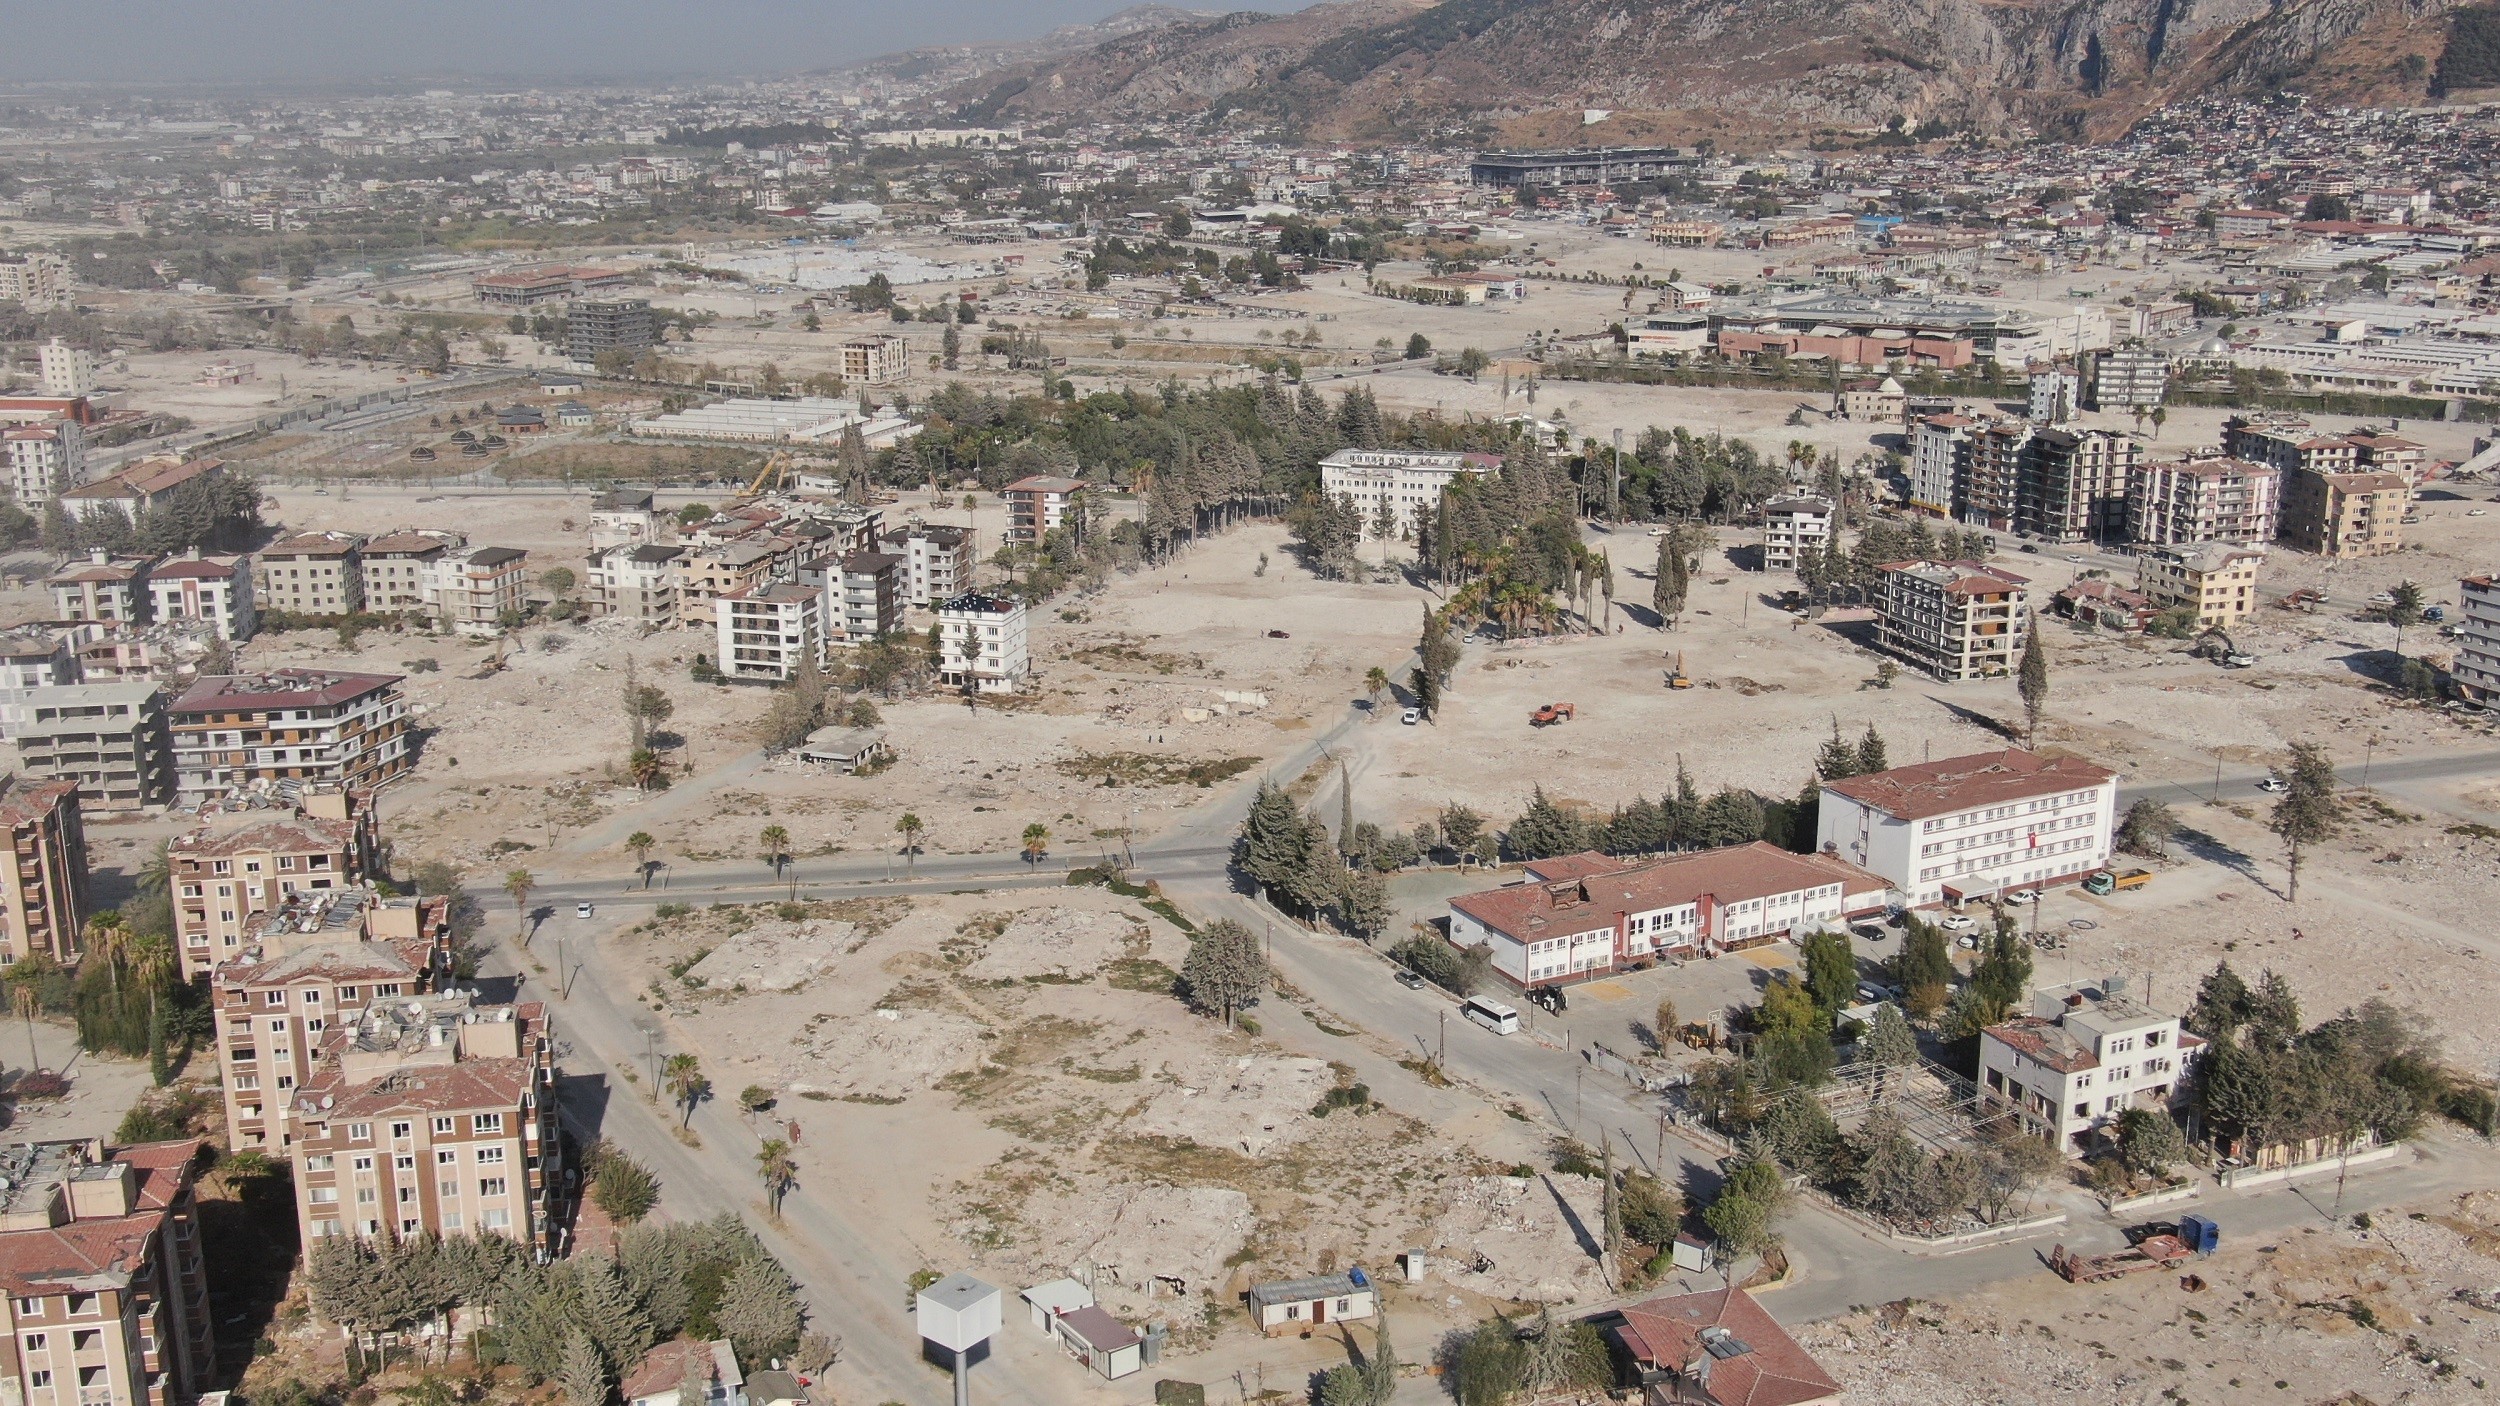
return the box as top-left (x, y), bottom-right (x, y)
top-left (2178, 1213), bottom-right (2219, 1255)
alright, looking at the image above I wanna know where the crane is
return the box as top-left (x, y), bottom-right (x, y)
top-left (741, 449), bottom-right (796, 501)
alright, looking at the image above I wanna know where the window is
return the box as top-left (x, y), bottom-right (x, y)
top-left (436, 1149), bottom-right (458, 1166)
top-left (479, 1209), bottom-right (511, 1230)
top-left (2073, 1102), bottom-right (2089, 1119)
top-left (401, 1218), bottom-right (422, 1236)
top-left (339, 986), bottom-right (357, 1000)
top-left (390, 1121), bottom-right (412, 1140)
top-left (62, 1297), bottom-right (91, 1318)
top-left (475, 1147), bottom-right (505, 1166)
top-left (22, 1333), bottom-right (45, 1351)
top-left (441, 1180), bottom-right (461, 1200)
top-left (356, 1187), bottom-right (377, 1204)
top-left (303, 989), bottom-right (321, 1006)
top-left (394, 1154), bottom-right (415, 1172)
top-left (442, 1213), bottom-right (463, 1230)
top-left (71, 1331), bottom-right (98, 1353)
top-left (478, 1178), bottom-right (507, 1198)
top-left (1284, 1305), bottom-right (1301, 1320)
top-left (307, 1188), bottom-right (338, 1204)
top-left (263, 989), bottom-right (284, 1006)
top-left (475, 1113), bottom-right (504, 1134)
top-left (1335, 1299), bottom-right (1351, 1314)
top-left (27, 1372), bottom-right (49, 1390)
top-left (398, 1186), bottom-right (417, 1205)
top-left (352, 1155), bottom-right (373, 1173)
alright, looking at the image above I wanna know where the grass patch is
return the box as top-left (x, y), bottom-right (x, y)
top-left (1105, 957), bottom-right (1180, 993)
top-left (1055, 753), bottom-right (1259, 789)
top-left (1060, 1059), bottom-right (1143, 1083)
top-left (1398, 1057), bottom-right (1453, 1088)
top-left (1097, 1134), bottom-right (1265, 1190)
top-left (1068, 865), bottom-right (1199, 933)
top-left (2449, 823), bottom-right (2500, 841)
top-left (840, 1092), bottom-right (906, 1105)
top-left (1067, 639), bottom-right (1204, 675)
top-left (1305, 1009), bottom-right (1358, 1037)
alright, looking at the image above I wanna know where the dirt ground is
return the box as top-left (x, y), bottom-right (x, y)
top-left (1802, 1188), bottom-right (2500, 1405)
top-left (614, 887), bottom-right (1616, 1358)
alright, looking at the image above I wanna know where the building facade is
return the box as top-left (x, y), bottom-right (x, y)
top-left (1816, 747), bottom-right (2118, 907)
top-left (172, 790), bottom-right (379, 980)
top-left (1874, 559), bottom-right (2031, 682)
top-left (5, 423), bottom-right (84, 507)
top-left (46, 554), bottom-right (151, 626)
top-left (0, 250), bottom-right (72, 309)
top-left (1980, 980), bottom-right (2199, 1154)
top-left (837, 334), bottom-right (910, 386)
top-left (2277, 466), bottom-right (2409, 558)
top-left (1001, 475), bottom-right (1087, 546)
top-left (820, 552), bottom-right (901, 646)
top-left (10, 684), bottom-right (173, 812)
top-left (2137, 543), bottom-right (2265, 628)
top-left (568, 299), bottom-right (657, 366)
top-left (880, 522), bottom-right (971, 608)
top-left (937, 593), bottom-right (1030, 693)
top-left (145, 551), bottom-right (255, 641)
top-left (2459, 574), bottom-right (2500, 702)
top-left (588, 545), bottom-right (685, 627)
top-left (2019, 426), bottom-right (2141, 544)
top-left (256, 532), bottom-right (365, 617)
top-left (589, 490), bottom-right (667, 551)
top-left (359, 531), bottom-right (458, 615)
top-left (2126, 456), bottom-right (2278, 547)
top-left (167, 671), bottom-right (411, 799)
top-left (715, 583), bottom-right (824, 683)
top-left (1446, 843), bottom-right (1889, 989)
top-left (431, 547), bottom-right (529, 634)
top-left (0, 1138), bottom-right (215, 1406)
top-left (1760, 496), bottom-right (1834, 573)
top-left (1314, 450), bottom-right (1498, 543)
top-left (0, 777), bottom-right (86, 965)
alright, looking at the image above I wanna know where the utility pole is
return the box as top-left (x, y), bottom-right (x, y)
top-left (1610, 427), bottom-right (1624, 521)
top-left (1438, 1010), bottom-right (1446, 1068)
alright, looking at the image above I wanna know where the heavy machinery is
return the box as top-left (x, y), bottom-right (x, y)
top-left (741, 449), bottom-right (797, 500)
top-left (1666, 652), bottom-right (1694, 690)
top-left (1530, 702), bottom-right (1577, 726)
top-left (2049, 1234), bottom-right (2192, 1283)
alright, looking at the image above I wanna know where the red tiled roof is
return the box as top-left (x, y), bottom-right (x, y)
top-left (0, 776), bottom-right (78, 828)
top-left (1981, 1016), bottom-right (2097, 1074)
top-left (1822, 748), bottom-right (2116, 822)
top-left (0, 1140), bottom-right (203, 1296)
top-left (1451, 842), bottom-right (1888, 944)
top-left (1615, 1288), bottom-right (1840, 1406)
top-left (172, 669), bottom-right (401, 715)
top-left (621, 1340), bottom-right (740, 1402)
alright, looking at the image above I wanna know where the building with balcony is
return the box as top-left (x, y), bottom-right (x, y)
top-left (167, 671), bottom-right (410, 800)
top-left (0, 776), bottom-right (85, 965)
top-left (45, 554), bottom-right (151, 627)
top-left (937, 593), bottom-right (1029, 693)
top-left (171, 789), bottom-right (380, 980)
top-left (1874, 559), bottom-right (2030, 682)
top-left (715, 583), bottom-right (824, 683)
top-left (255, 533), bottom-right (364, 618)
top-left (3, 422), bottom-right (83, 507)
top-left (1001, 475), bottom-right (1087, 546)
top-left (567, 299), bottom-right (658, 367)
top-left (2137, 543), bottom-right (2265, 629)
top-left (817, 553), bottom-right (901, 647)
top-left (0, 1137), bottom-right (215, 1406)
top-left (880, 521), bottom-right (971, 608)
top-left (1760, 496), bottom-right (1834, 573)
top-left (285, 995), bottom-right (560, 1252)
top-left (10, 684), bottom-right (173, 813)
top-left (1816, 746), bottom-right (2118, 907)
top-left (2126, 456), bottom-right (2278, 547)
top-left (145, 550), bottom-right (254, 642)
top-left (2458, 574), bottom-right (2500, 702)
top-left (1980, 979), bottom-right (2201, 1154)
top-left (359, 531), bottom-right (459, 615)
top-left (430, 547), bottom-right (529, 634)
top-left (2019, 427), bottom-right (2141, 544)
top-left (2277, 466), bottom-right (2409, 558)
top-left (588, 544), bottom-right (685, 628)
top-left (209, 886), bottom-right (451, 1151)
top-left (837, 334), bottom-right (910, 386)
top-left (589, 489), bottom-right (667, 551)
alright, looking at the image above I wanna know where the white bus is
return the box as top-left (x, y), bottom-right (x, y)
top-left (1461, 995), bottom-right (1520, 1035)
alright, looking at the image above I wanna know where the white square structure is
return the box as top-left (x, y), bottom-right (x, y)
top-left (918, 1274), bottom-right (1003, 1353)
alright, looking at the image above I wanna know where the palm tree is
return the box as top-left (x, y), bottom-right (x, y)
top-left (129, 937), bottom-right (174, 1082)
top-left (136, 842), bottom-right (172, 902)
top-left (626, 832), bottom-right (656, 889)
top-left (756, 1138), bottom-right (797, 1218)
top-left (1363, 667), bottom-right (1389, 719)
top-left (758, 825), bottom-right (791, 880)
top-left (894, 814), bottom-right (924, 876)
top-left (13, 982), bottom-right (39, 1074)
top-left (83, 916), bottom-right (131, 995)
top-left (504, 869), bottom-right (536, 944)
top-left (663, 1053), bottom-right (708, 1129)
top-left (1021, 823), bottom-right (1050, 870)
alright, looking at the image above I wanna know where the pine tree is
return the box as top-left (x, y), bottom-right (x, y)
top-left (2017, 621), bottom-right (2050, 747)
top-left (1652, 535), bottom-right (1687, 628)
top-left (1814, 719), bottom-right (1860, 780)
top-left (554, 1330), bottom-right (608, 1406)
top-left (1865, 1002), bottom-right (1919, 1067)
top-left (1181, 918), bottom-right (1267, 1026)
top-left (1365, 1309), bottom-right (1399, 1405)
top-left (2270, 741), bottom-right (2342, 903)
top-left (716, 1256), bottom-right (804, 1369)
top-left (1241, 782), bottom-right (1311, 900)
top-left (576, 1256), bottom-right (655, 1374)
top-left (1856, 724), bottom-right (1889, 775)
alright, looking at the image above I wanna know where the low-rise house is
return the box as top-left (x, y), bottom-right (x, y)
top-left (1874, 559), bottom-right (2030, 682)
top-left (56, 456), bottom-right (223, 525)
top-left (1607, 1287), bottom-right (1841, 1406)
top-left (147, 549), bottom-right (255, 641)
top-left (0, 1138), bottom-right (216, 1406)
top-left (589, 544), bottom-right (685, 627)
top-left (794, 727), bottom-right (888, 773)
top-left (2137, 543), bottom-right (2264, 628)
top-left (621, 1340), bottom-right (742, 1406)
top-left (0, 776), bottom-right (86, 965)
top-left (1246, 1271), bottom-right (1375, 1334)
top-left (47, 551), bottom-right (152, 626)
top-left (1834, 375), bottom-right (1906, 422)
top-left (1815, 747), bottom-right (2117, 907)
top-left (1447, 843), bottom-right (1889, 988)
top-left (937, 593), bottom-right (1030, 693)
top-left (1049, 1306), bottom-right (1141, 1380)
top-left (1979, 979), bottom-right (2201, 1155)
top-left (2050, 577), bottom-right (2157, 632)
top-left (10, 683), bottom-right (173, 812)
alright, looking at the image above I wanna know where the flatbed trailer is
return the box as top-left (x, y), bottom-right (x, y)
top-left (2049, 1234), bottom-right (2192, 1283)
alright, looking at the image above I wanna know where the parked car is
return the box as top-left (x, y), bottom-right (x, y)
top-left (2257, 775), bottom-right (2289, 793)
top-left (1939, 913), bottom-right (1977, 931)
top-left (2002, 889), bottom-right (2038, 905)
top-left (1400, 707), bottom-right (1422, 725)
top-left (1855, 982), bottom-right (1897, 1004)
top-left (1394, 969), bottom-right (1425, 989)
top-left (2424, 605), bottom-right (2447, 622)
top-left (1849, 922), bottom-right (1888, 941)
top-left (2472, 508), bottom-right (2490, 517)
top-left (576, 902), bottom-right (594, 919)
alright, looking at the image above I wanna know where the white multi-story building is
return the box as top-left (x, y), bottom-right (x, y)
top-left (937, 592), bottom-right (1029, 693)
top-left (1908, 413), bottom-right (1975, 519)
top-left (1816, 747), bottom-right (2118, 907)
top-left (2127, 455), bottom-right (2278, 546)
top-left (2457, 574), bottom-right (2500, 701)
top-left (588, 544), bottom-right (684, 627)
top-left (37, 338), bottom-right (96, 398)
top-left (715, 582), bottom-right (824, 683)
top-left (1316, 449), bottom-right (1499, 542)
top-left (2027, 366), bottom-right (2082, 423)
top-left (1446, 843), bottom-right (1889, 989)
top-left (1979, 979), bottom-right (2200, 1155)
top-left (1760, 495), bottom-right (1834, 573)
top-left (148, 550), bottom-right (257, 641)
top-left (881, 521), bottom-right (972, 608)
top-left (3, 420), bottom-right (82, 505)
top-left (0, 249), bottom-right (70, 310)
top-left (46, 551), bottom-right (151, 625)
top-left (588, 488), bottom-right (666, 551)
top-left (1875, 559), bottom-right (2031, 682)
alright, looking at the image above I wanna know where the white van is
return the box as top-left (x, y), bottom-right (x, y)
top-left (1460, 996), bottom-right (1521, 1035)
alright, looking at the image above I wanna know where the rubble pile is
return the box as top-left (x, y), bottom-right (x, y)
top-left (785, 1006), bottom-right (984, 1100)
top-left (1129, 1054), bottom-right (1335, 1156)
top-left (1420, 1174), bottom-right (1611, 1304)
top-left (684, 920), bottom-right (858, 992)
top-left (961, 908), bottom-right (1134, 982)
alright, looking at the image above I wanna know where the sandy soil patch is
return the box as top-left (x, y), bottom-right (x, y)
top-left (960, 908), bottom-right (1139, 983)
top-left (683, 919), bottom-right (858, 992)
top-left (1127, 1054), bottom-right (1337, 1157)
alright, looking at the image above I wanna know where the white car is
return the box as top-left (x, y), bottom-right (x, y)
top-left (2257, 775), bottom-right (2289, 793)
top-left (2472, 508), bottom-right (2490, 517)
top-left (1938, 913), bottom-right (1976, 931)
top-left (576, 902), bottom-right (594, 919)
top-left (1400, 707), bottom-right (1422, 725)
top-left (2002, 889), bottom-right (2038, 905)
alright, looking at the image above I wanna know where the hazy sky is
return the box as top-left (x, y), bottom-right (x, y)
top-left (3, 2), bottom-right (1318, 85)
